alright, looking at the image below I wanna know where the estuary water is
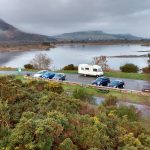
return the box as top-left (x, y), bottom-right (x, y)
top-left (0, 44), bottom-right (149, 70)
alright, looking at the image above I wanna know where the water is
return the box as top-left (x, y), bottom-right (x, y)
top-left (0, 44), bottom-right (149, 70)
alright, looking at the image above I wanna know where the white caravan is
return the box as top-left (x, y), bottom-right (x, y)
top-left (78, 64), bottom-right (103, 76)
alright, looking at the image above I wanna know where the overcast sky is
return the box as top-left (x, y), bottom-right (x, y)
top-left (0, 0), bottom-right (150, 37)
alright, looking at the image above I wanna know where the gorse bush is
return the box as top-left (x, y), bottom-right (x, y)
top-left (24, 64), bottom-right (34, 69)
top-left (120, 63), bottom-right (139, 73)
top-left (102, 95), bottom-right (118, 106)
top-left (142, 66), bottom-right (150, 74)
top-left (0, 76), bottom-right (150, 150)
top-left (63, 64), bottom-right (78, 70)
top-left (73, 88), bottom-right (95, 104)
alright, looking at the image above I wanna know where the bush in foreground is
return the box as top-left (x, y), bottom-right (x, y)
top-left (120, 63), bottom-right (139, 73)
top-left (0, 76), bottom-right (150, 150)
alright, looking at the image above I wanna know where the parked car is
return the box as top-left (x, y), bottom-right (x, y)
top-left (142, 84), bottom-right (150, 92)
top-left (53, 73), bottom-right (66, 81)
top-left (41, 72), bottom-right (55, 79)
top-left (33, 70), bottom-right (48, 78)
top-left (109, 80), bottom-right (125, 88)
top-left (92, 76), bottom-right (110, 86)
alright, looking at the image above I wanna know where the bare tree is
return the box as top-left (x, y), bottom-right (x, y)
top-left (92, 56), bottom-right (110, 71)
top-left (31, 53), bottom-right (52, 69)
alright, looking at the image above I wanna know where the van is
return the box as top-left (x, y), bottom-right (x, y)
top-left (78, 64), bottom-right (103, 76)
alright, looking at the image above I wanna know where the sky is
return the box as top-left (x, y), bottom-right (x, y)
top-left (0, 0), bottom-right (150, 37)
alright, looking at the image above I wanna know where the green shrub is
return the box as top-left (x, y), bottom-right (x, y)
top-left (24, 64), bottom-right (34, 69)
top-left (120, 64), bottom-right (139, 73)
top-left (102, 95), bottom-right (118, 106)
top-left (73, 88), bottom-right (95, 104)
top-left (45, 81), bottom-right (64, 94)
top-left (59, 138), bottom-right (77, 150)
top-left (115, 105), bottom-right (140, 121)
top-left (142, 67), bottom-right (150, 74)
top-left (63, 64), bottom-right (78, 70)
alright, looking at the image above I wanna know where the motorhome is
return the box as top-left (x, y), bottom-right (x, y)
top-left (78, 64), bottom-right (103, 76)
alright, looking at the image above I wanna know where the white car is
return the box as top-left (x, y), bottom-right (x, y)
top-left (33, 70), bottom-right (48, 78)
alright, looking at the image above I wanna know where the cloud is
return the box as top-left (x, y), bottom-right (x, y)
top-left (0, 0), bottom-right (150, 37)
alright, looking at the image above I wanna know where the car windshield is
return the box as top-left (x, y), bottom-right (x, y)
top-left (111, 81), bottom-right (120, 85)
top-left (95, 77), bottom-right (103, 81)
top-left (37, 70), bottom-right (47, 74)
top-left (55, 74), bottom-right (63, 77)
top-left (44, 72), bottom-right (54, 75)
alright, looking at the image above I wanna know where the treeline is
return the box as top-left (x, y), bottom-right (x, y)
top-left (0, 76), bottom-right (150, 150)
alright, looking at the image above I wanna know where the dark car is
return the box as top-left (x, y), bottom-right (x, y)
top-left (53, 73), bottom-right (66, 81)
top-left (142, 84), bottom-right (150, 92)
top-left (92, 76), bottom-right (110, 86)
top-left (109, 80), bottom-right (125, 88)
top-left (41, 72), bottom-right (55, 79)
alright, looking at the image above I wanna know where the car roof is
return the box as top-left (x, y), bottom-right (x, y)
top-left (112, 80), bottom-right (124, 82)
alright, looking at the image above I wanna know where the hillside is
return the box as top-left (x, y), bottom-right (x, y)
top-left (0, 19), bottom-right (52, 44)
top-left (55, 31), bottom-right (142, 42)
top-left (0, 19), bottom-right (147, 45)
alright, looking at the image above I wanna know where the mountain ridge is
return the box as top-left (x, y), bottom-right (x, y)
top-left (0, 19), bottom-right (51, 43)
top-left (54, 30), bottom-right (142, 41)
top-left (0, 19), bottom-right (147, 44)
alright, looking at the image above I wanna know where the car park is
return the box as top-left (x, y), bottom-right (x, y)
top-left (41, 72), bottom-right (55, 79)
top-left (142, 84), bottom-right (150, 92)
top-left (53, 73), bottom-right (66, 81)
top-left (109, 80), bottom-right (125, 88)
top-left (92, 76), bottom-right (110, 86)
top-left (33, 70), bottom-right (48, 78)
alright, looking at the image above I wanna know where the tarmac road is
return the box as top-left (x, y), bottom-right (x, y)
top-left (0, 70), bottom-right (149, 91)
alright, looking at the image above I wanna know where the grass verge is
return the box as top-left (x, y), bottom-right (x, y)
top-left (63, 84), bottom-right (150, 106)
top-left (58, 70), bottom-right (150, 80)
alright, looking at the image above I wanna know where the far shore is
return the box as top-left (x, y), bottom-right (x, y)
top-left (0, 43), bottom-right (55, 52)
top-left (1, 40), bottom-right (150, 52)
top-left (109, 54), bottom-right (148, 58)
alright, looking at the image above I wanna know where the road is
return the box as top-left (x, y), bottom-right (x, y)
top-left (0, 71), bottom-right (149, 91)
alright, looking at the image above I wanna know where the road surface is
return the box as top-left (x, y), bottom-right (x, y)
top-left (0, 71), bottom-right (149, 91)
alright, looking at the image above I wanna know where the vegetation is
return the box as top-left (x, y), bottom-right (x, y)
top-left (62, 64), bottom-right (78, 70)
top-left (24, 64), bottom-right (35, 69)
top-left (31, 53), bottom-right (52, 69)
top-left (0, 76), bottom-right (150, 150)
top-left (92, 56), bottom-right (110, 71)
top-left (73, 88), bottom-right (95, 104)
top-left (120, 63), bottom-right (139, 73)
top-left (142, 67), bottom-right (150, 74)
top-left (104, 71), bottom-right (150, 80)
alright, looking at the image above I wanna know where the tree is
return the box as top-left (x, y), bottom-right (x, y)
top-left (31, 53), bottom-right (52, 69)
top-left (24, 64), bottom-right (34, 69)
top-left (120, 64), bottom-right (139, 73)
top-left (92, 56), bottom-right (109, 71)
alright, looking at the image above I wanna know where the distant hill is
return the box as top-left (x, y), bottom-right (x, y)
top-left (0, 19), bottom-right (145, 44)
top-left (0, 19), bottom-right (53, 44)
top-left (54, 31), bottom-right (142, 42)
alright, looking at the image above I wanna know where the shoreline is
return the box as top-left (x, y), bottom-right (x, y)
top-left (0, 41), bottom-right (150, 52)
top-left (0, 43), bottom-right (55, 52)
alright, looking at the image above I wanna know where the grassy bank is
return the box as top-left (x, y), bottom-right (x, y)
top-left (63, 84), bottom-right (150, 106)
top-left (58, 70), bottom-right (150, 80)
top-left (104, 71), bottom-right (150, 80)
